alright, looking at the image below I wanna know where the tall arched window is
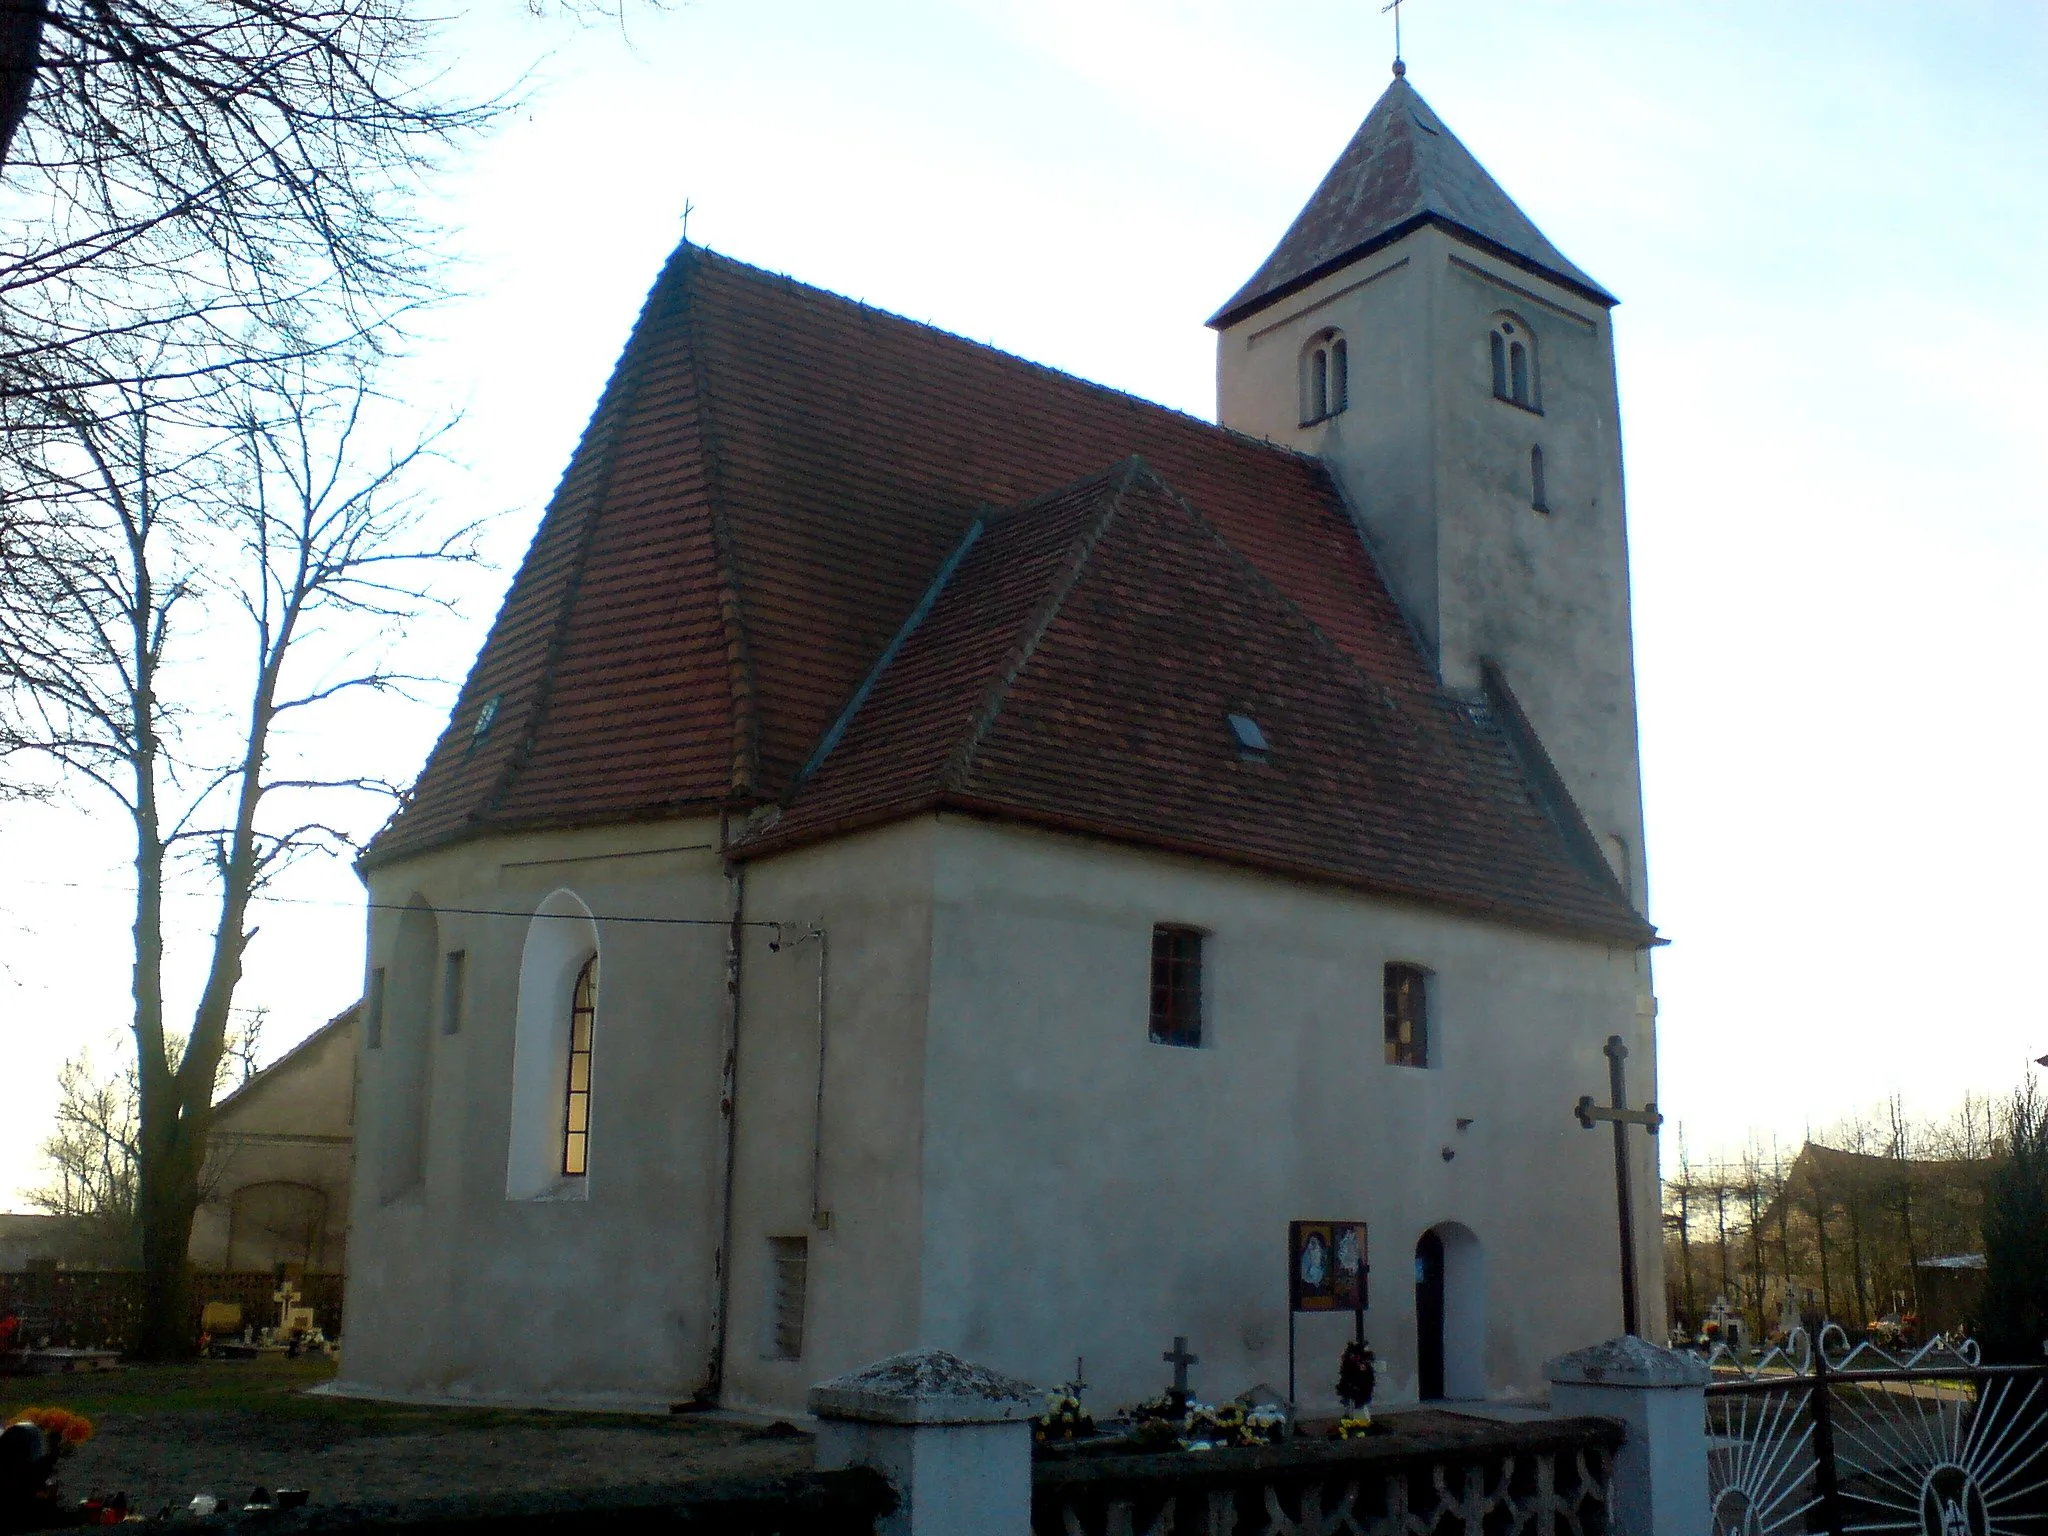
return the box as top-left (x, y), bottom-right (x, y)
top-left (507, 888), bottom-right (600, 1200)
top-left (1300, 329), bottom-right (1349, 425)
top-left (562, 958), bottom-right (597, 1177)
top-left (1489, 316), bottom-right (1538, 411)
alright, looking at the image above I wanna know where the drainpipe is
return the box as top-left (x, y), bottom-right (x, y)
top-left (696, 817), bottom-right (747, 1405)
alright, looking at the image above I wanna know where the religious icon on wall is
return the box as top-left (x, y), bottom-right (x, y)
top-left (1290, 1220), bottom-right (1368, 1312)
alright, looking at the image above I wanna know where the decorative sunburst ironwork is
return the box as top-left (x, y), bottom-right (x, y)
top-left (1707, 1330), bottom-right (2048, 1536)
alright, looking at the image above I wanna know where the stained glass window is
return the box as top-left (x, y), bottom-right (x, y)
top-left (562, 956), bottom-right (597, 1177)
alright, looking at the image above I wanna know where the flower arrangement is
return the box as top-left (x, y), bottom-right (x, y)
top-left (1034, 1388), bottom-right (1096, 1445)
top-left (1334, 1413), bottom-right (1375, 1439)
top-left (1118, 1397), bottom-right (1286, 1452)
top-left (8, 1408), bottom-right (93, 1452)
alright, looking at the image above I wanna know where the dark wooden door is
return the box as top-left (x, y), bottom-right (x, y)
top-left (1415, 1229), bottom-right (1445, 1400)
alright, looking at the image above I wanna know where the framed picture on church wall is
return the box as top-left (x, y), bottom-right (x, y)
top-left (1290, 1220), bottom-right (1368, 1313)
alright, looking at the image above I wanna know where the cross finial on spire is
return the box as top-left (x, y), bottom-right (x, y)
top-left (1382, 0), bottom-right (1409, 77)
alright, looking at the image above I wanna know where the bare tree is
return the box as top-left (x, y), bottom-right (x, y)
top-left (0, 0), bottom-right (498, 406)
top-left (30, 1044), bottom-right (140, 1260)
top-left (29, 1011), bottom-right (266, 1261)
top-left (0, 358), bottom-right (472, 1355)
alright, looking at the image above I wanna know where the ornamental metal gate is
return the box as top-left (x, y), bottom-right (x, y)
top-left (1706, 1328), bottom-right (2048, 1536)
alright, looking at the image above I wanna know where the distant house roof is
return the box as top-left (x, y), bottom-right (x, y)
top-left (1208, 73), bottom-right (1614, 329)
top-left (364, 245), bottom-right (1649, 948)
top-left (1918, 1254), bottom-right (1987, 1271)
top-left (210, 1001), bottom-right (359, 1121)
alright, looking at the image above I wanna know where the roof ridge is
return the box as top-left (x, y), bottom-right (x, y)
top-left (687, 245), bottom-right (1321, 472)
top-left (475, 248), bottom-right (693, 823)
top-left (788, 513), bottom-right (990, 797)
top-left (940, 458), bottom-right (1143, 793)
top-left (680, 245), bottom-right (764, 802)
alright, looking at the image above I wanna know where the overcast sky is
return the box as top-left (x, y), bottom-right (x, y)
top-left (4, 0), bottom-right (2046, 1206)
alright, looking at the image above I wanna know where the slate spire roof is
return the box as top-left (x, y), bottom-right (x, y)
top-left (1209, 73), bottom-right (1613, 329)
top-left (366, 244), bottom-right (1649, 947)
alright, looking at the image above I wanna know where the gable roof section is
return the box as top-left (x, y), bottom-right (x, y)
top-left (738, 460), bottom-right (1647, 945)
top-left (1209, 75), bottom-right (1614, 329)
top-left (369, 246), bottom-right (1428, 867)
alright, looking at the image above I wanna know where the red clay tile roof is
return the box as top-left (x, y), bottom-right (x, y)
top-left (1209, 76), bottom-right (1614, 329)
top-left (736, 460), bottom-right (1647, 945)
top-left (365, 245), bottom-right (1648, 946)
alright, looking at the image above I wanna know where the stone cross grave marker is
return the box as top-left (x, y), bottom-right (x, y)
top-left (1162, 1336), bottom-right (1198, 1410)
top-left (274, 1277), bottom-right (303, 1336)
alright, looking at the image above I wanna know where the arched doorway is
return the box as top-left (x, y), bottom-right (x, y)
top-left (1416, 1222), bottom-right (1486, 1400)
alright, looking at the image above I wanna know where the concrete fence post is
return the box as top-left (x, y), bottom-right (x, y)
top-left (808, 1348), bottom-right (1041, 1536)
top-left (1545, 1336), bottom-right (1710, 1536)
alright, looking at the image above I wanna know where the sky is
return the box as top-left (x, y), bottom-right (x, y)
top-left (4, 0), bottom-right (2047, 1205)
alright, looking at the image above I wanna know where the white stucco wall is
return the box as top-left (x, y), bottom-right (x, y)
top-left (908, 816), bottom-right (1654, 1413)
top-left (719, 819), bottom-right (936, 1415)
top-left (336, 807), bottom-right (1660, 1417)
top-left (337, 818), bottom-right (732, 1409)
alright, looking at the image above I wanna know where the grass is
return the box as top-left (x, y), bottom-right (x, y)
top-left (3, 1356), bottom-right (697, 1435)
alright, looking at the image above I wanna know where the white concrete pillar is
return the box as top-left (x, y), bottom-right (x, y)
top-left (1545, 1336), bottom-right (1709, 1536)
top-left (809, 1348), bottom-right (1041, 1536)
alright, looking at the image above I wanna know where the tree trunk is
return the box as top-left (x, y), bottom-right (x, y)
top-left (1812, 1185), bottom-right (1834, 1320)
top-left (1848, 1191), bottom-right (1870, 1324)
top-left (0, 0), bottom-right (45, 173)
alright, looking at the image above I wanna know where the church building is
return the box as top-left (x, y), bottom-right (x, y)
top-left (335, 67), bottom-right (1662, 1415)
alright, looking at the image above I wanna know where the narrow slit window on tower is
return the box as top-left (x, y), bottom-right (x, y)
top-left (1149, 925), bottom-right (1204, 1048)
top-left (1490, 317), bottom-right (1537, 410)
top-left (365, 968), bottom-right (386, 1049)
top-left (1331, 337), bottom-right (1349, 412)
top-left (766, 1236), bottom-right (809, 1360)
top-left (1311, 347), bottom-right (1328, 421)
top-left (1530, 444), bottom-right (1549, 513)
top-left (1383, 962), bottom-right (1430, 1068)
top-left (561, 956), bottom-right (597, 1177)
top-left (441, 949), bottom-right (466, 1036)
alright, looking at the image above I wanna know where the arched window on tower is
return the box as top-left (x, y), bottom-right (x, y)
top-left (1489, 315), bottom-right (1538, 411)
top-left (1300, 329), bottom-right (1349, 425)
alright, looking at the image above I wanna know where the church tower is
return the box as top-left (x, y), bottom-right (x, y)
top-left (1211, 69), bottom-right (1648, 911)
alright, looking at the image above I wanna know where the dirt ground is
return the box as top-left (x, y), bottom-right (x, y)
top-left (2, 1358), bottom-right (813, 1515)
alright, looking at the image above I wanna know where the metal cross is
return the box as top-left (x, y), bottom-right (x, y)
top-left (1381, 0), bottom-right (1410, 70)
top-left (1574, 1034), bottom-right (1662, 1337)
top-left (1162, 1336), bottom-right (1199, 1403)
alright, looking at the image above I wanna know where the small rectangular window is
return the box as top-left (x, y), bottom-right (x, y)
top-left (1149, 926), bottom-right (1204, 1048)
top-left (1531, 445), bottom-right (1549, 513)
top-left (766, 1236), bottom-right (808, 1361)
top-left (1384, 962), bottom-right (1430, 1068)
top-left (440, 950), bottom-right (466, 1037)
top-left (365, 968), bottom-right (386, 1050)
